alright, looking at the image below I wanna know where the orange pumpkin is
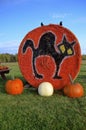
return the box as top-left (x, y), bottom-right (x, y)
top-left (63, 75), bottom-right (84, 98)
top-left (0, 65), bottom-right (8, 70)
top-left (5, 78), bottom-right (24, 95)
top-left (63, 83), bottom-right (84, 98)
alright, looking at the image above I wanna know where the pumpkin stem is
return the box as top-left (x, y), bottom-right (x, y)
top-left (69, 74), bottom-right (74, 84)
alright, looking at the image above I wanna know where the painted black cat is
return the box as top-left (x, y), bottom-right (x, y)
top-left (22, 32), bottom-right (76, 79)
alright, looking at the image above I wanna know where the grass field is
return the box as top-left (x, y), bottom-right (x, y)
top-left (0, 61), bottom-right (86, 130)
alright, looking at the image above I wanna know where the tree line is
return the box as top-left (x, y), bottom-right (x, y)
top-left (0, 53), bottom-right (18, 62)
top-left (0, 53), bottom-right (86, 63)
top-left (82, 55), bottom-right (86, 60)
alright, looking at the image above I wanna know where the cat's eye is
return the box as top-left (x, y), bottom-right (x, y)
top-left (59, 45), bottom-right (65, 53)
top-left (67, 48), bottom-right (73, 55)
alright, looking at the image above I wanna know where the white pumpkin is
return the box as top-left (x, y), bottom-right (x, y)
top-left (38, 82), bottom-right (54, 96)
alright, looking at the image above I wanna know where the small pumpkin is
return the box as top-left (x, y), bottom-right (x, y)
top-left (0, 65), bottom-right (8, 70)
top-left (5, 78), bottom-right (24, 95)
top-left (63, 75), bottom-right (84, 98)
top-left (38, 82), bottom-right (54, 96)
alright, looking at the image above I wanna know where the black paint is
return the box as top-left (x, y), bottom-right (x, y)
top-left (22, 32), bottom-right (76, 79)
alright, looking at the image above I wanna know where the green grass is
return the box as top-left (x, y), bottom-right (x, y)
top-left (0, 61), bottom-right (86, 130)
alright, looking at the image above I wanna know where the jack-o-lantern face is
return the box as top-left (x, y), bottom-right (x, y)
top-left (18, 24), bottom-right (81, 90)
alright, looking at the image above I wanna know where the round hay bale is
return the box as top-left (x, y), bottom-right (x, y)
top-left (18, 24), bottom-right (81, 90)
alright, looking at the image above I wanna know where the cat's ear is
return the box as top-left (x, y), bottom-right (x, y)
top-left (57, 35), bottom-right (67, 54)
top-left (71, 41), bottom-right (76, 46)
top-left (62, 35), bottom-right (67, 44)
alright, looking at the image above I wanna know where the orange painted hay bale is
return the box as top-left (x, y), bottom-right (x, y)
top-left (18, 24), bottom-right (81, 90)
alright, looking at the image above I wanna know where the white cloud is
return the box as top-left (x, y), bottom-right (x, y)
top-left (52, 13), bottom-right (72, 19)
top-left (0, 40), bottom-right (20, 54)
top-left (0, 40), bottom-right (19, 47)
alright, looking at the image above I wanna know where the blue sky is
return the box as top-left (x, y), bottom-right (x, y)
top-left (0, 0), bottom-right (86, 54)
